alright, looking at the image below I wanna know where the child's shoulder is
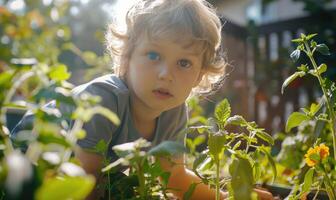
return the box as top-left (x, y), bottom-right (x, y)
top-left (73, 74), bottom-right (129, 97)
top-left (71, 74), bottom-right (130, 115)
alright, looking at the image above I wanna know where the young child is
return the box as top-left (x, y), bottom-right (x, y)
top-left (13, 0), bottom-right (273, 199)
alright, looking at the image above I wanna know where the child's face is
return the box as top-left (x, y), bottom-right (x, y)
top-left (126, 35), bottom-right (204, 113)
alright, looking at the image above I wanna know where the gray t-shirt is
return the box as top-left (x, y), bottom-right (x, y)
top-left (12, 74), bottom-right (187, 162)
top-left (73, 74), bottom-right (187, 161)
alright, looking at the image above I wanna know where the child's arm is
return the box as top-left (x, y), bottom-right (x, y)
top-left (158, 156), bottom-right (227, 199)
top-left (158, 156), bottom-right (274, 200)
top-left (74, 147), bottom-right (105, 200)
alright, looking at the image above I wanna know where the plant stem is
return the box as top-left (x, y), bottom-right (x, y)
top-left (108, 171), bottom-right (111, 200)
top-left (304, 41), bottom-right (336, 160)
top-left (245, 129), bottom-right (256, 153)
top-left (215, 158), bottom-right (220, 200)
top-left (312, 185), bottom-right (320, 200)
top-left (136, 161), bottom-right (146, 199)
top-left (323, 172), bottom-right (336, 200)
top-left (0, 124), bottom-right (14, 154)
top-left (0, 71), bottom-right (34, 129)
top-left (63, 119), bottom-right (83, 162)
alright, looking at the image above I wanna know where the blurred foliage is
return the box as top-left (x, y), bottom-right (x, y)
top-left (0, 59), bottom-right (119, 199)
top-left (0, 1), bottom-right (122, 199)
top-left (0, 0), bottom-right (115, 86)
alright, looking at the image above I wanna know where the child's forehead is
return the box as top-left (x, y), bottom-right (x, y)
top-left (140, 33), bottom-right (206, 54)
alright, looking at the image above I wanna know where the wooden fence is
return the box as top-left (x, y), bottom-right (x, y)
top-left (218, 11), bottom-right (336, 134)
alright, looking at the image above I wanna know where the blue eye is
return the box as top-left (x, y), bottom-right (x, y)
top-left (177, 59), bottom-right (192, 68)
top-left (147, 51), bottom-right (160, 61)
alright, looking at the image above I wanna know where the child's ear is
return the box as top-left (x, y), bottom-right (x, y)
top-left (194, 69), bottom-right (205, 87)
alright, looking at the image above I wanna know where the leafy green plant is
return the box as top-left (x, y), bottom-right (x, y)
top-left (186, 98), bottom-right (275, 200)
top-left (102, 138), bottom-right (186, 200)
top-left (280, 33), bottom-right (336, 199)
top-left (0, 59), bottom-right (118, 199)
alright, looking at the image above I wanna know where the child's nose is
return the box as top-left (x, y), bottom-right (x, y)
top-left (157, 63), bottom-right (173, 82)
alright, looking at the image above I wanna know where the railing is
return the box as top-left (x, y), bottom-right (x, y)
top-left (219, 11), bottom-right (336, 133)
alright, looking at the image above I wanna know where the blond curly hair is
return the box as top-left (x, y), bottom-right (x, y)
top-left (105, 0), bottom-right (227, 94)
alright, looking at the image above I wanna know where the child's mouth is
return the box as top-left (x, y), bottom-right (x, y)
top-left (152, 89), bottom-right (173, 99)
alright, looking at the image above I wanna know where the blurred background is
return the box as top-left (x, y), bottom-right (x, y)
top-left (1, 0), bottom-right (336, 135)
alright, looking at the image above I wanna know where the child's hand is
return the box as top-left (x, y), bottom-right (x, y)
top-left (254, 188), bottom-right (274, 200)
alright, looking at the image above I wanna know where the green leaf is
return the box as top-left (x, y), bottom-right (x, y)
top-left (309, 63), bottom-right (328, 77)
top-left (195, 125), bottom-right (209, 134)
top-left (112, 139), bottom-right (151, 158)
top-left (82, 51), bottom-right (97, 64)
top-left (291, 38), bottom-right (303, 43)
top-left (148, 141), bottom-right (187, 157)
top-left (232, 141), bottom-right (241, 150)
top-left (62, 42), bottom-right (75, 50)
top-left (298, 44), bottom-right (304, 51)
top-left (0, 71), bottom-right (14, 97)
top-left (113, 142), bottom-right (137, 158)
top-left (48, 64), bottom-right (71, 81)
top-left (309, 153), bottom-right (320, 162)
top-left (183, 183), bottom-right (198, 200)
top-left (290, 49), bottom-right (301, 62)
top-left (193, 135), bottom-right (206, 147)
top-left (38, 134), bottom-right (71, 147)
top-left (281, 71), bottom-right (305, 94)
top-left (148, 161), bottom-right (165, 178)
top-left (10, 58), bottom-right (37, 67)
top-left (310, 40), bottom-right (317, 48)
top-left (3, 102), bottom-right (28, 110)
top-left (74, 106), bottom-right (120, 125)
top-left (317, 63), bottom-right (327, 75)
top-left (306, 33), bottom-right (317, 40)
top-left (102, 158), bottom-right (124, 172)
top-left (187, 135), bottom-right (206, 153)
top-left (260, 147), bottom-right (277, 182)
top-left (253, 161), bottom-right (261, 181)
top-left (198, 157), bottom-right (213, 172)
top-left (285, 112), bottom-right (311, 132)
top-left (300, 33), bottom-right (306, 39)
top-left (75, 129), bottom-right (86, 139)
top-left (192, 153), bottom-right (208, 171)
top-left (34, 86), bottom-right (76, 106)
top-left (229, 157), bottom-right (254, 200)
top-left (297, 64), bottom-right (309, 73)
top-left (308, 102), bottom-right (322, 116)
top-left (36, 176), bottom-right (95, 200)
top-left (160, 171), bottom-right (171, 186)
top-left (301, 168), bottom-right (314, 194)
top-left (316, 44), bottom-right (330, 55)
top-left (59, 163), bottom-right (86, 177)
top-left (214, 99), bottom-right (231, 127)
top-left (226, 115), bottom-right (247, 126)
top-left (93, 106), bottom-right (120, 125)
top-left (94, 140), bottom-right (108, 154)
top-left (255, 131), bottom-right (274, 145)
top-left (0, 71), bottom-right (14, 86)
top-left (208, 132), bottom-right (226, 161)
top-left (42, 152), bottom-right (61, 165)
